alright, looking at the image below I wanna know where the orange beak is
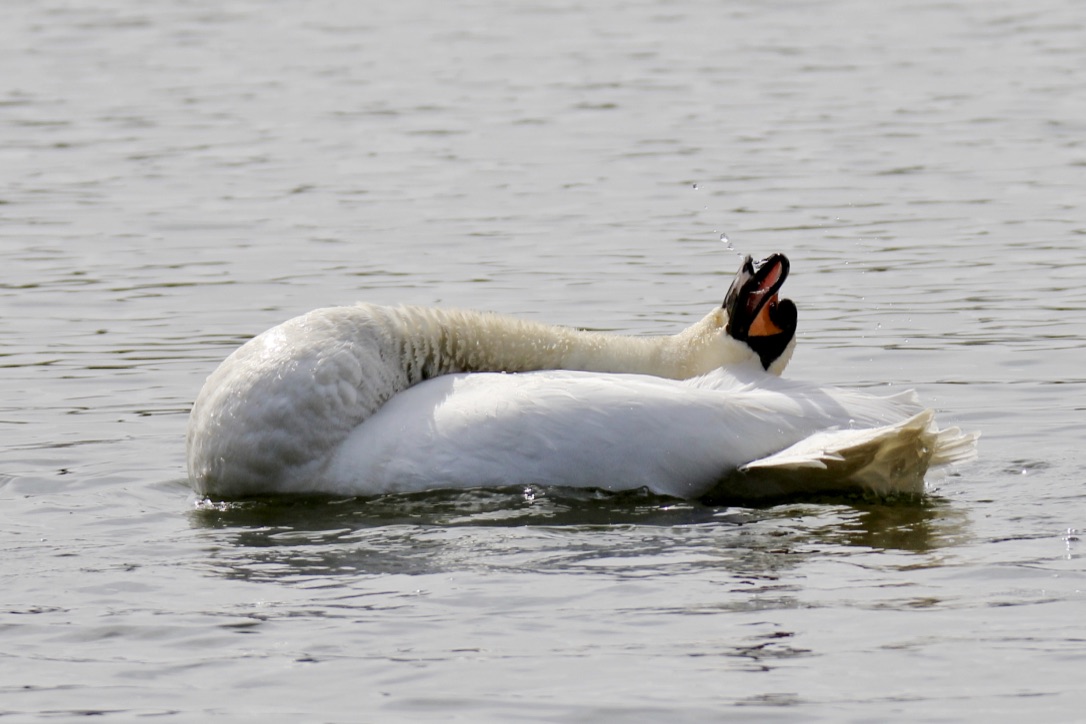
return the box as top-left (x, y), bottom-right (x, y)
top-left (748, 293), bottom-right (783, 337)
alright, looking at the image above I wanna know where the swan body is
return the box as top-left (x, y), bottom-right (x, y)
top-left (316, 364), bottom-right (975, 500)
top-left (186, 254), bottom-right (975, 500)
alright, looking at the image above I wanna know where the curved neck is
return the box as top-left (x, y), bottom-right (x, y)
top-left (392, 305), bottom-right (749, 382)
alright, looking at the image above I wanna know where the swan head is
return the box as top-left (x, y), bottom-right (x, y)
top-left (673, 253), bottom-right (797, 377)
top-left (723, 253), bottom-right (797, 374)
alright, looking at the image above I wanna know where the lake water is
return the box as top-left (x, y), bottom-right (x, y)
top-left (2, 0), bottom-right (1084, 720)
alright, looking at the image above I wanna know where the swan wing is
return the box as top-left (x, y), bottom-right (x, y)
top-left (320, 369), bottom-right (963, 499)
top-left (322, 370), bottom-right (811, 498)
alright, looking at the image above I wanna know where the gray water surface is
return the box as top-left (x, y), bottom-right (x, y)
top-left (2, 0), bottom-right (1084, 720)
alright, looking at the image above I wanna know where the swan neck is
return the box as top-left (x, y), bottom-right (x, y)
top-left (409, 307), bottom-right (685, 379)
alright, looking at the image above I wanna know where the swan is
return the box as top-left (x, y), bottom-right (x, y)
top-left (186, 254), bottom-right (975, 500)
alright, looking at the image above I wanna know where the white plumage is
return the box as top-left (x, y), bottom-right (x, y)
top-left (315, 364), bottom-right (975, 500)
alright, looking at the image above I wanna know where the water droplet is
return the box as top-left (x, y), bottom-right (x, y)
top-left (876, 323), bottom-right (882, 330)
top-left (718, 232), bottom-right (743, 257)
top-left (692, 183), bottom-right (699, 190)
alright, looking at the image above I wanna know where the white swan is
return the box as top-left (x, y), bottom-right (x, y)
top-left (186, 254), bottom-right (975, 500)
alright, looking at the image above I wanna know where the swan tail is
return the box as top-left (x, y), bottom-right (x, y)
top-left (732, 410), bottom-right (977, 499)
top-left (927, 424), bottom-right (980, 467)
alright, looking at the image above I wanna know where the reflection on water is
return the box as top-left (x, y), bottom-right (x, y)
top-left (188, 487), bottom-right (970, 585)
top-left (816, 495), bottom-right (972, 553)
top-left (190, 486), bottom-right (734, 530)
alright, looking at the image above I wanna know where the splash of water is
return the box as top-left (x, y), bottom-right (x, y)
top-left (718, 231), bottom-right (744, 258)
